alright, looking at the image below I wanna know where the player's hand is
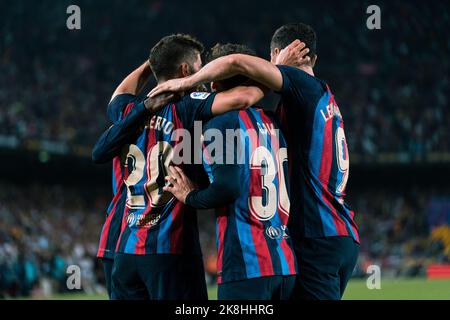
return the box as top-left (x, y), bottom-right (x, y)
top-left (163, 166), bottom-right (196, 204)
top-left (275, 39), bottom-right (310, 67)
top-left (148, 77), bottom-right (192, 98)
top-left (143, 92), bottom-right (176, 112)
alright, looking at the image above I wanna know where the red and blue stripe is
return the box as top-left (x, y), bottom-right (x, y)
top-left (97, 102), bottom-right (134, 259)
top-left (307, 88), bottom-right (359, 242)
top-left (206, 109), bottom-right (297, 284)
top-left (117, 104), bottom-right (190, 255)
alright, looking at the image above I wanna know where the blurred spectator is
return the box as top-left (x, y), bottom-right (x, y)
top-left (1, 181), bottom-right (450, 298)
top-left (0, 1), bottom-right (448, 161)
top-left (0, 0), bottom-right (449, 299)
top-left (0, 183), bottom-right (106, 298)
top-left (351, 188), bottom-right (450, 278)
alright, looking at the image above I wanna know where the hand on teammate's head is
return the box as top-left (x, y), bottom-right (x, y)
top-left (275, 39), bottom-right (310, 67)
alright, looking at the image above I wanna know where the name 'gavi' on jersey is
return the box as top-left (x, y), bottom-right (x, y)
top-left (202, 107), bottom-right (297, 284)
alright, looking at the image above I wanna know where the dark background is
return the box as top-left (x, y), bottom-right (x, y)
top-left (0, 0), bottom-right (449, 298)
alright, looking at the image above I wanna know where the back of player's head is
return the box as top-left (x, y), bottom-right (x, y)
top-left (207, 43), bottom-right (257, 91)
top-left (271, 23), bottom-right (317, 59)
top-left (149, 34), bottom-right (204, 82)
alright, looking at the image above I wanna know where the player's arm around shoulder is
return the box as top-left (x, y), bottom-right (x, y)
top-left (149, 53), bottom-right (287, 98)
top-left (110, 61), bottom-right (152, 102)
top-left (107, 93), bottom-right (138, 122)
top-left (211, 84), bottom-right (266, 115)
top-left (92, 94), bottom-right (174, 164)
top-left (226, 54), bottom-right (284, 92)
top-left (107, 60), bottom-right (153, 121)
top-left (225, 40), bottom-right (309, 92)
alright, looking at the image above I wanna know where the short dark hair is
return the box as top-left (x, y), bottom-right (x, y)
top-left (149, 34), bottom-right (204, 81)
top-left (270, 23), bottom-right (317, 57)
top-left (207, 43), bottom-right (257, 90)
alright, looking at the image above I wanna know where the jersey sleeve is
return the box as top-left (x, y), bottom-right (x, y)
top-left (176, 92), bottom-right (217, 128)
top-left (186, 112), bottom-right (241, 209)
top-left (276, 65), bottom-right (322, 107)
top-left (93, 98), bottom-right (148, 163)
top-left (107, 93), bottom-right (139, 122)
top-left (202, 112), bottom-right (240, 173)
top-left (185, 165), bottom-right (241, 209)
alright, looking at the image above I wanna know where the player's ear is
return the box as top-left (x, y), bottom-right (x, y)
top-left (311, 55), bottom-right (317, 68)
top-left (210, 81), bottom-right (218, 92)
top-left (179, 63), bottom-right (190, 78)
top-left (270, 48), bottom-right (280, 64)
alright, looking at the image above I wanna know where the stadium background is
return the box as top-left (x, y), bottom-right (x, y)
top-left (1, 0), bottom-right (449, 299)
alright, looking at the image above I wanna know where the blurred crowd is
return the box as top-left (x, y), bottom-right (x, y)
top-left (0, 1), bottom-right (449, 160)
top-left (0, 183), bottom-right (107, 298)
top-left (352, 188), bottom-right (450, 278)
top-left (1, 182), bottom-right (449, 298)
top-left (1, 0), bottom-right (449, 299)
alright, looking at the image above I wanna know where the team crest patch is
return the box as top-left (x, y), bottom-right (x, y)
top-left (190, 92), bottom-right (210, 100)
top-left (265, 225), bottom-right (289, 240)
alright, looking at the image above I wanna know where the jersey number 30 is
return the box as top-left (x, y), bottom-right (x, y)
top-left (249, 146), bottom-right (290, 221)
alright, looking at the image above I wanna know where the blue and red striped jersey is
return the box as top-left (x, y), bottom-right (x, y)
top-left (105, 92), bottom-right (215, 255)
top-left (97, 95), bottom-right (136, 259)
top-left (202, 108), bottom-right (297, 284)
top-left (276, 65), bottom-right (359, 243)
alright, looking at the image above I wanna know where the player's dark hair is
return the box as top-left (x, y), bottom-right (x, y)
top-left (270, 23), bottom-right (317, 57)
top-left (207, 43), bottom-right (257, 90)
top-left (149, 34), bottom-right (204, 81)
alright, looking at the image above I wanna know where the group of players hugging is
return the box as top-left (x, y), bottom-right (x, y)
top-left (91, 22), bottom-right (360, 300)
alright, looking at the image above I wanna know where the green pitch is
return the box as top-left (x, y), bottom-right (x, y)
top-left (22, 278), bottom-right (450, 300)
top-left (342, 278), bottom-right (450, 300)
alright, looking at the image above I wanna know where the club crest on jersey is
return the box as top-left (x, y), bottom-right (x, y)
top-left (190, 92), bottom-right (210, 100)
top-left (265, 225), bottom-right (289, 240)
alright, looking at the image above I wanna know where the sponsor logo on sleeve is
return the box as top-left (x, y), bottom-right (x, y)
top-left (190, 92), bottom-right (210, 100)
